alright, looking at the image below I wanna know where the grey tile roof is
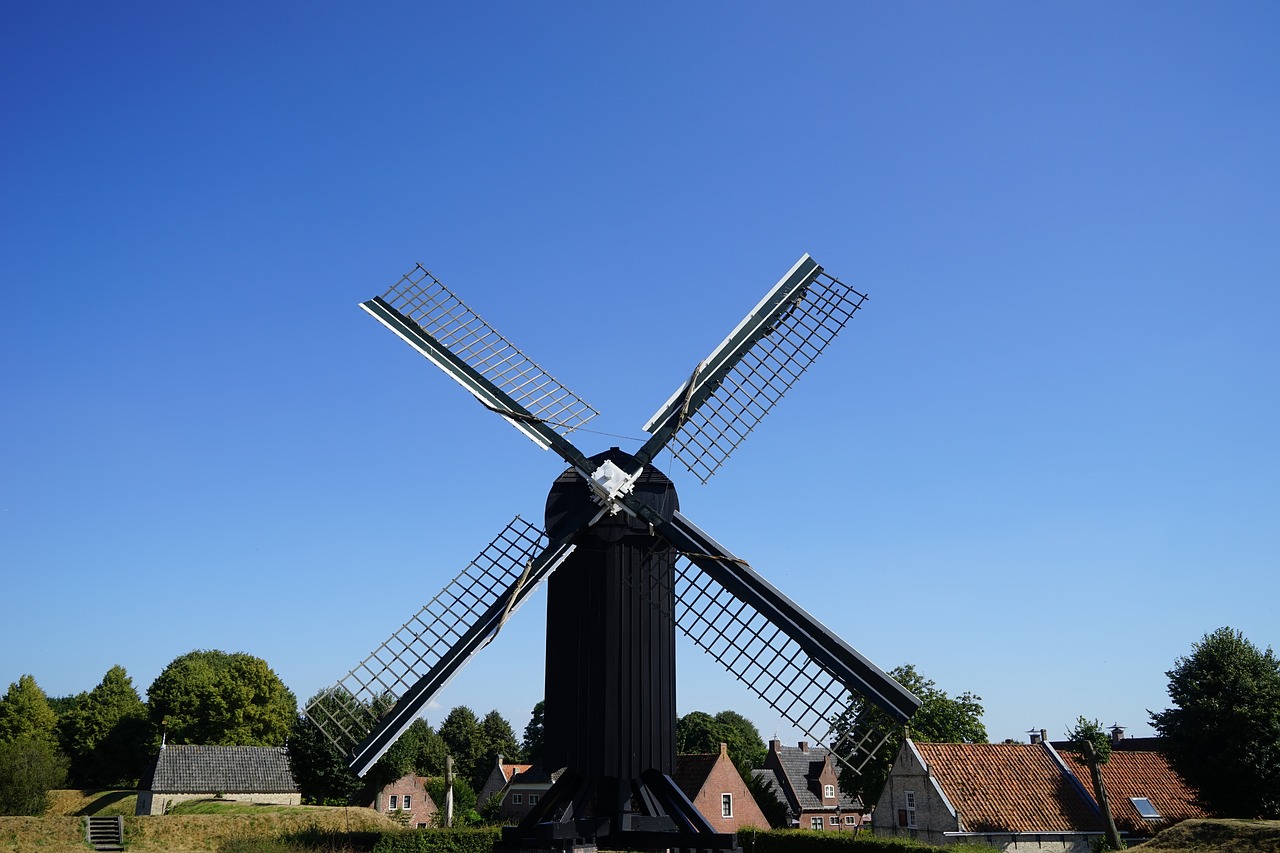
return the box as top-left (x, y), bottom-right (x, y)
top-left (768, 744), bottom-right (861, 812)
top-left (145, 744), bottom-right (298, 794)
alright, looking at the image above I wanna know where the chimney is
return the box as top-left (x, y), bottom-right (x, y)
top-left (1028, 728), bottom-right (1043, 745)
top-left (770, 739), bottom-right (781, 752)
top-left (1110, 723), bottom-right (1125, 744)
top-left (798, 741), bottom-right (809, 753)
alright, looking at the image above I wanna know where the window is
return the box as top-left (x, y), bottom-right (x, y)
top-left (721, 793), bottom-right (733, 818)
top-left (844, 815), bottom-right (858, 825)
top-left (824, 784), bottom-right (835, 799)
top-left (829, 816), bottom-right (839, 826)
top-left (529, 794), bottom-right (539, 805)
top-left (402, 795), bottom-right (411, 811)
top-left (512, 793), bottom-right (523, 805)
top-left (1131, 797), bottom-right (1161, 819)
top-left (901, 790), bottom-right (917, 829)
top-left (811, 817), bottom-right (824, 830)
top-left (388, 795), bottom-right (398, 811)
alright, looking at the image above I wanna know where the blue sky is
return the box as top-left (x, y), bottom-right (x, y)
top-left (2, 2), bottom-right (1277, 750)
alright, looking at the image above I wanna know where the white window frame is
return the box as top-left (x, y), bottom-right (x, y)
top-left (904, 789), bottom-right (917, 829)
top-left (512, 793), bottom-right (523, 805)
top-left (829, 815), bottom-right (839, 825)
top-left (844, 815), bottom-right (858, 825)
top-left (529, 794), bottom-right (539, 805)
top-left (811, 817), bottom-right (824, 830)
top-left (721, 793), bottom-right (732, 818)
top-left (824, 784), bottom-right (835, 799)
top-left (388, 794), bottom-right (398, 811)
top-left (402, 794), bottom-right (411, 811)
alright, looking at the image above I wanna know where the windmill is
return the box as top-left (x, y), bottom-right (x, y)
top-left (307, 254), bottom-right (920, 851)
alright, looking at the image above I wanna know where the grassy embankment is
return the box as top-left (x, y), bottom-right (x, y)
top-left (4, 791), bottom-right (1279, 853)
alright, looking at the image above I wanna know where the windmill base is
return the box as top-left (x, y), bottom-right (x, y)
top-left (499, 769), bottom-right (740, 853)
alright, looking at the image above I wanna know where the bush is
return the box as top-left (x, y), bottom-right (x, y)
top-left (0, 736), bottom-right (69, 815)
top-left (371, 826), bottom-right (501, 853)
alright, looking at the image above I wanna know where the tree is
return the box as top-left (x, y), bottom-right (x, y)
top-left (476, 710), bottom-right (521, 789)
top-left (0, 736), bottom-right (69, 815)
top-left (147, 650), bottom-right (296, 746)
top-left (1066, 717), bottom-right (1121, 851)
top-left (0, 675), bottom-right (59, 748)
top-left (832, 663), bottom-right (986, 806)
top-left (58, 665), bottom-right (153, 787)
top-left (675, 710), bottom-right (766, 775)
top-left (1150, 626), bottom-right (1280, 818)
top-left (522, 700), bottom-right (544, 768)
top-left (438, 706), bottom-right (483, 791)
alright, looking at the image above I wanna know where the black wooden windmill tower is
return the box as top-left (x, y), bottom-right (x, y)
top-left (307, 254), bottom-right (920, 852)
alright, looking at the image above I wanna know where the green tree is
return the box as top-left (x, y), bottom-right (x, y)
top-left (476, 710), bottom-right (520, 790)
top-left (675, 710), bottom-right (766, 775)
top-left (425, 774), bottom-right (478, 825)
top-left (0, 675), bottom-right (59, 748)
top-left (58, 665), bottom-right (152, 787)
top-left (1066, 717), bottom-right (1122, 851)
top-left (288, 693), bottom-right (363, 804)
top-left (438, 706), bottom-right (482, 791)
top-left (0, 736), bottom-right (69, 815)
top-left (521, 700), bottom-right (544, 768)
top-left (832, 663), bottom-right (986, 806)
top-left (147, 650), bottom-right (297, 746)
top-left (1150, 626), bottom-right (1280, 818)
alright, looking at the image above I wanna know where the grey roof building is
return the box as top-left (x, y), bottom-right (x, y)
top-left (756, 740), bottom-right (863, 831)
top-left (136, 744), bottom-right (300, 815)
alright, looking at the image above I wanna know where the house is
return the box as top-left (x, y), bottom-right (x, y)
top-left (1057, 747), bottom-right (1208, 836)
top-left (476, 755), bottom-right (534, 815)
top-left (872, 736), bottom-right (1207, 851)
top-left (753, 739), bottom-right (864, 831)
top-left (672, 742), bottom-right (768, 832)
top-left (136, 744), bottom-right (300, 815)
top-left (369, 773), bottom-right (439, 827)
top-left (475, 755), bottom-right (557, 822)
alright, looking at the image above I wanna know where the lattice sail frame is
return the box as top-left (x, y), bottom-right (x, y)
top-left (305, 517), bottom-right (548, 758)
top-left (653, 268), bottom-right (867, 483)
top-left (672, 557), bottom-right (892, 777)
top-left (372, 265), bottom-right (599, 437)
top-left (618, 546), bottom-right (896, 779)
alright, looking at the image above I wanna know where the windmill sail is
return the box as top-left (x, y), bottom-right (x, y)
top-left (305, 516), bottom-right (574, 776)
top-left (361, 265), bottom-right (599, 448)
top-left (639, 255), bottom-right (867, 482)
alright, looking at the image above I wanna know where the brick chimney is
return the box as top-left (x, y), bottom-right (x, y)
top-left (1110, 723), bottom-right (1125, 744)
top-left (798, 741), bottom-right (809, 753)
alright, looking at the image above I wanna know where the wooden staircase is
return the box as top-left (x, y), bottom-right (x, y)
top-left (85, 815), bottom-right (124, 851)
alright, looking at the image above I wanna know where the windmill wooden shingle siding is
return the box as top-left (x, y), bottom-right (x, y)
top-left (307, 254), bottom-right (920, 852)
top-left (135, 744), bottom-right (299, 815)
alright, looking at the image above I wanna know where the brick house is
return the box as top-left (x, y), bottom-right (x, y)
top-left (754, 739), bottom-right (864, 831)
top-left (136, 744), bottom-right (300, 815)
top-left (369, 773), bottom-right (439, 827)
top-left (872, 736), bottom-right (1207, 851)
top-left (672, 742), bottom-right (768, 832)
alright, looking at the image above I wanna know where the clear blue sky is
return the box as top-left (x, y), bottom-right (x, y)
top-left (2, 3), bottom-right (1277, 749)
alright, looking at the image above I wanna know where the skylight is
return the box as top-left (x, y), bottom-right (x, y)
top-left (1130, 797), bottom-right (1161, 819)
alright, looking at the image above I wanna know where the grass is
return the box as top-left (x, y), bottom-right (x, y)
top-left (1132, 818), bottom-right (1280, 852)
top-left (5, 800), bottom-right (1279, 853)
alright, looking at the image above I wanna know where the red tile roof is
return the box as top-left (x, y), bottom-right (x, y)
top-left (1057, 750), bottom-right (1208, 834)
top-left (502, 763), bottom-right (533, 783)
top-left (912, 742), bottom-right (1102, 834)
